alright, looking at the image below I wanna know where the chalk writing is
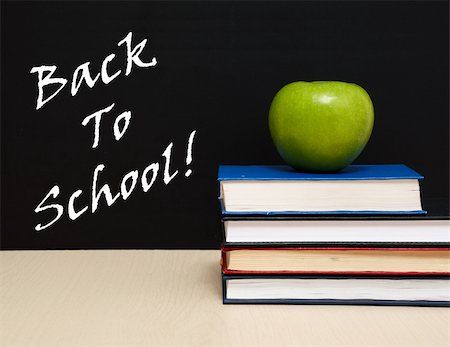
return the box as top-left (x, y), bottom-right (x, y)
top-left (34, 131), bottom-right (197, 231)
top-left (30, 32), bottom-right (157, 110)
top-left (32, 31), bottom-right (197, 231)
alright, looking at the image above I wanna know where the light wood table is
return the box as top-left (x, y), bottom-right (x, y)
top-left (1, 250), bottom-right (449, 346)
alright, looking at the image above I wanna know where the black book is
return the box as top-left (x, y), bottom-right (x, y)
top-left (222, 198), bottom-right (449, 248)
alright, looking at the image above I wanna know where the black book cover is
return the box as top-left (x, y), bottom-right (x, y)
top-left (221, 198), bottom-right (449, 248)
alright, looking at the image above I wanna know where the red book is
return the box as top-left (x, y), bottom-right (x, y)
top-left (221, 247), bottom-right (450, 276)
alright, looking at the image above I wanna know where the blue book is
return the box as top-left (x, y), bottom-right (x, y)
top-left (218, 164), bottom-right (425, 215)
top-left (222, 274), bottom-right (450, 307)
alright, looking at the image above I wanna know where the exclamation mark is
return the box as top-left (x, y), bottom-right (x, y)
top-left (185, 130), bottom-right (197, 177)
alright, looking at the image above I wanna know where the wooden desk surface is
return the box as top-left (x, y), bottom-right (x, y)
top-left (1, 250), bottom-right (449, 346)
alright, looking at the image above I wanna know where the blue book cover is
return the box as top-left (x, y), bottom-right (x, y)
top-left (218, 164), bottom-right (424, 181)
top-left (218, 164), bottom-right (426, 215)
top-left (222, 274), bottom-right (450, 307)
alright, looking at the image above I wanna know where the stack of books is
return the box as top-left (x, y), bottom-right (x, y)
top-left (218, 164), bottom-right (450, 306)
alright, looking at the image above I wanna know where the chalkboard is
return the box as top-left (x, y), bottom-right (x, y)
top-left (1, 1), bottom-right (449, 249)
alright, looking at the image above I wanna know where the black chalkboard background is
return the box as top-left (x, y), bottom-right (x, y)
top-left (1, 1), bottom-right (449, 249)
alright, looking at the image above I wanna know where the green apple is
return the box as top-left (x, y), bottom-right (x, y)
top-left (268, 81), bottom-right (374, 172)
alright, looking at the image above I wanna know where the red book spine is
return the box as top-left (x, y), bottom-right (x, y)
top-left (220, 246), bottom-right (450, 276)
